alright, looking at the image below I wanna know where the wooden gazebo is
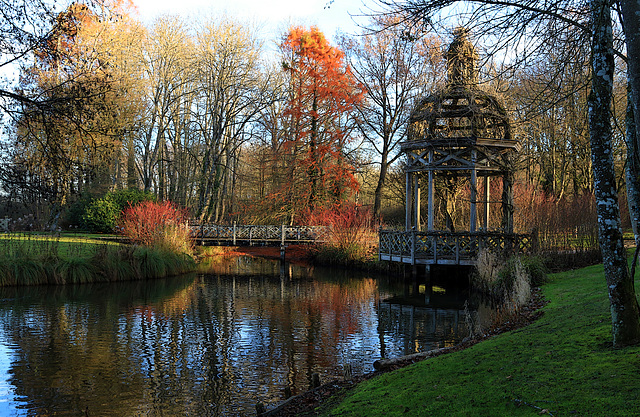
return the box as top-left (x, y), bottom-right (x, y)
top-left (379, 28), bottom-right (533, 266)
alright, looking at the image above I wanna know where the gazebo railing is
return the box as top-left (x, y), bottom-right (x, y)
top-left (379, 229), bottom-right (535, 265)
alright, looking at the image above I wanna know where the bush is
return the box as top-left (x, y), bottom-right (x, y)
top-left (119, 201), bottom-right (192, 254)
top-left (66, 194), bottom-right (94, 228)
top-left (109, 189), bottom-right (156, 211)
top-left (521, 255), bottom-right (549, 286)
top-left (302, 203), bottom-right (378, 266)
top-left (76, 189), bottom-right (156, 233)
top-left (82, 198), bottom-right (120, 233)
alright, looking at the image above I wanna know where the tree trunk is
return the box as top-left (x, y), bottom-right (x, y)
top-left (619, 0), bottom-right (640, 246)
top-left (373, 147), bottom-right (389, 219)
top-left (126, 135), bottom-right (138, 189)
top-left (589, 0), bottom-right (640, 347)
top-left (624, 84), bottom-right (640, 245)
top-left (308, 92), bottom-right (319, 210)
top-left (620, 0), bottom-right (640, 153)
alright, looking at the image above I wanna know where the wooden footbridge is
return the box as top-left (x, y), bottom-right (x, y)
top-left (190, 223), bottom-right (329, 246)
top-left (378, 230), bottom-right (535, 266)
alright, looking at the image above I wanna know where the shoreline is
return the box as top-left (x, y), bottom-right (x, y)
top-left (258, 288), bottom-right (548, 416)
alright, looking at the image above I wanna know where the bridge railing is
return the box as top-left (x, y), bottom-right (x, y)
top-left (379, 229), bottom-right (536, 265)
top-left (190, 223), bottom-right (330, 245)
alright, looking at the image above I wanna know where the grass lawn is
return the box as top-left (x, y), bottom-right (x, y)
top-left (0, 232), bottom-right (120, 257)
top-left (319, 262), bottom-right (640, 416)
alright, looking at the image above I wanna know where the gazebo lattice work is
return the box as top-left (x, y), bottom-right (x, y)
top-left (379, 28), bottom-right (533, 266)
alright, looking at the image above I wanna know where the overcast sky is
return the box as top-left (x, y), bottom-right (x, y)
top-left (130, 0), bottom-right (373, 43)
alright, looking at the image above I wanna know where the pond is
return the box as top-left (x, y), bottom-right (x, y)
top-left (0, 256), bottom-right (489, 416)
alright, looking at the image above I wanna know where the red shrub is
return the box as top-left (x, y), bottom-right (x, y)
top-left (118, 201), bottom-right (191, 253)
top-left (301, 203), bottom-right (378, 257)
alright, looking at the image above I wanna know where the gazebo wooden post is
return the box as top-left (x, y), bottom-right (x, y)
top-left (470, 149), bottom-right (478, 232)
top-left (405, 171), bottom-right (412, 231)
top-left (502, 170), bottom-right (514, 234)
top-left (427, 150), bottom-right (435, 231)
top-left (414, 174), bottom-right (421, 231)
top-left (483, 175), bottom-right (490, 230)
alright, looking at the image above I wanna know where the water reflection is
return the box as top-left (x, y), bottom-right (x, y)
top-left (0, 257), bottom-right (482, 416)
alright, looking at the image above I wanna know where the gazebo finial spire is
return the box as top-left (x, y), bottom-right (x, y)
top-left (446, 27), bottom-right (479, 88)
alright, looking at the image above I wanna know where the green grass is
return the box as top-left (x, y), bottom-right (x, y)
top-left (0, 232), bottom-right (120, 258)
top-left (320, 262), bottom-right (640, 416)
top-left (0, 232), bottom-right (194, 285)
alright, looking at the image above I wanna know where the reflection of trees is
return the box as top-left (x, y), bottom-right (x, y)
top-left (0, 277), bottom-right (198, 416)
top-left (0, 265), bottom-right (478, 415)
top-left (199, 255), bottom-right (314, 278)
top-left (187, 274), bottom-right (381, 410)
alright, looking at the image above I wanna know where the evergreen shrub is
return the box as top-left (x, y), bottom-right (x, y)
top-left (78, 189), bottom-right (156, 233)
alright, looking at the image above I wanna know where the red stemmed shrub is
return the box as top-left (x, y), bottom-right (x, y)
top-left (119, 201), bottom-right (192, 254)
top-left (301, 203), bottom-right (378, 265)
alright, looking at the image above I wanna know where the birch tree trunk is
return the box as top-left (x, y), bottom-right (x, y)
top-left (589, 0), bottom-right (640, 347)
top-left (625, 85), bottom-right (640, 245)
top-left (619, 0), bottom-right (640, 148)
top-left (619, 0), bottom-right (640, 249)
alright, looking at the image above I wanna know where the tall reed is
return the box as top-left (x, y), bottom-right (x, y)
top-left (471, 249), bottom-right (545, 311)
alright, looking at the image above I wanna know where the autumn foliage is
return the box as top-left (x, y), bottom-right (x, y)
top-left (302, 203), bottom-right (378, 264)
top-left (277, 26), bottom-right (364, 216)
top-left (119, 201), bottom-right (192, 254)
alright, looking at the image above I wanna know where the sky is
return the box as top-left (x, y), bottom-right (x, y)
top-left (130, 0), bottom-right (374, 43)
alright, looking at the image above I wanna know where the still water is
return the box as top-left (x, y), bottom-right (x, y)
top-left (0, 256), bottom-right (484, 416)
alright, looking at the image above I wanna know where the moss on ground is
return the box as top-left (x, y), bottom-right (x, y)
top-left (320, 262), bottom-right (640, 417)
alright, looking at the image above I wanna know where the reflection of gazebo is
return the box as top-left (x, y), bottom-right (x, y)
top-left (379, 29), bottom-right (533, 267)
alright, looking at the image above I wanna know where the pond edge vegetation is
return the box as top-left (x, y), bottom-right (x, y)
top-left (0, 240), bottom-right (195, 286)
top-left (0, 201), bottom-right (196, 286)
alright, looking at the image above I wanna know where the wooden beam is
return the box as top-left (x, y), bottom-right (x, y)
top-left (405, 171), bottom-right (411, 230)
top-left (484, 175), bottom-right (490, 230)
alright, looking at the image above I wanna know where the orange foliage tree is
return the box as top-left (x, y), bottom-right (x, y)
top-left (277, 26), bottom-right (364, 219)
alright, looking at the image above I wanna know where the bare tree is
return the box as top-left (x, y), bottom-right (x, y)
top-left (588, 0), bottom-right (640, 346)
top-left (191, 18), bottom-right (272, 222)
top-left (340, 17), bottom-right (445, 218)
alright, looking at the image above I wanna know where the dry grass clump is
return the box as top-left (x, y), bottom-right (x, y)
top-left (471, 249), bottom-right (546, 311)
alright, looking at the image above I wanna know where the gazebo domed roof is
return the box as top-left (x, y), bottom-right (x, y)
top-left (406, 28), bottom-right (516, 150)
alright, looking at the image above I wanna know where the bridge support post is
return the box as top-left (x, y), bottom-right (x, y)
top-left (233, 221), bottom-right (237, 246)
